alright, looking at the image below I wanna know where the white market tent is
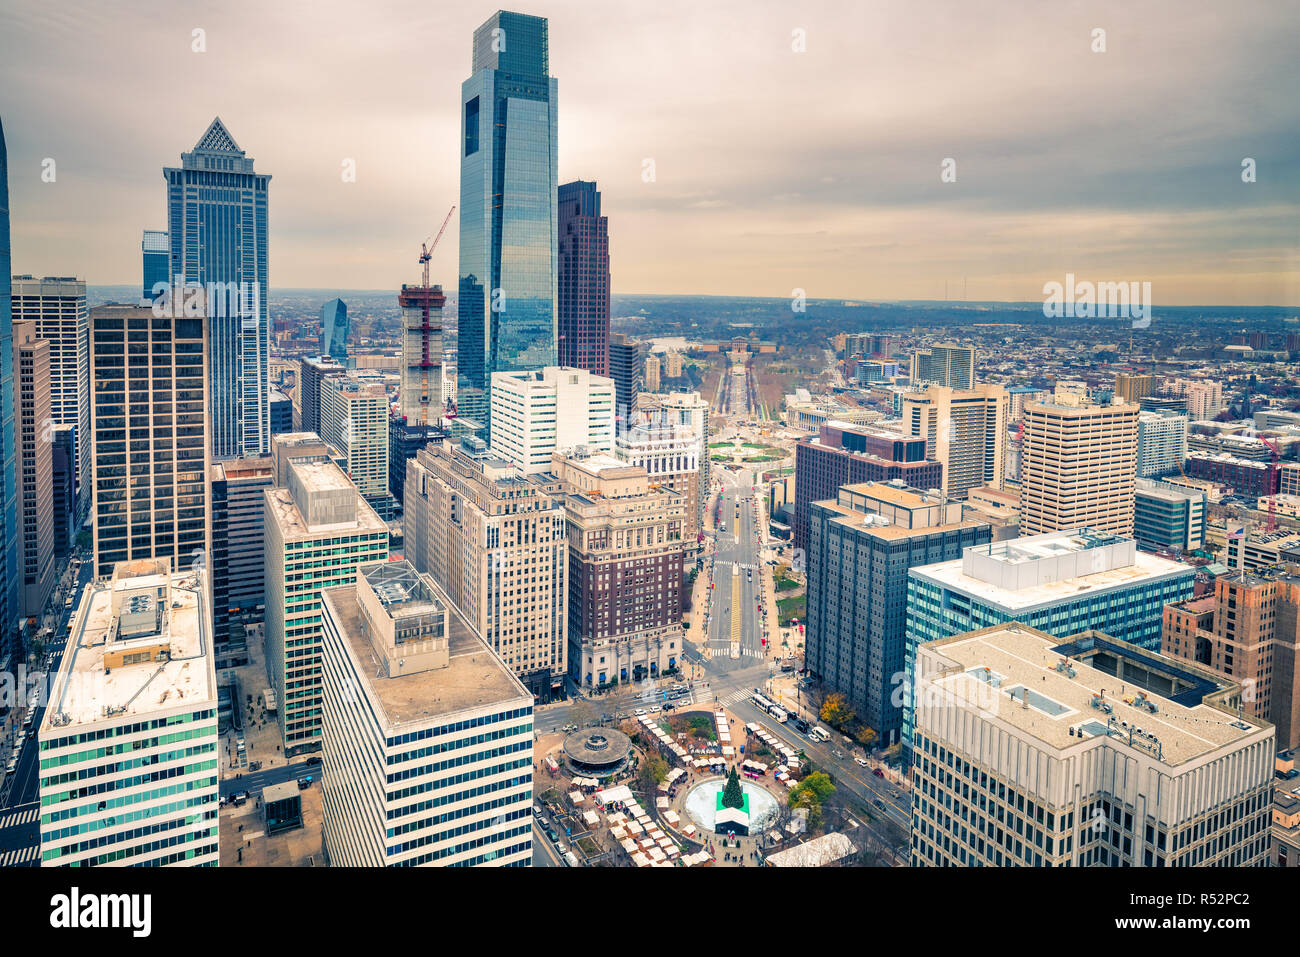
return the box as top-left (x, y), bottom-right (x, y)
top-left (766, 832), bottom-right (858, 868)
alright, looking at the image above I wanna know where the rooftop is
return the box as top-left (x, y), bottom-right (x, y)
top-left (920, 624), bottom-right (1266, 765)
top-left (323, 577), bottom-right (528, 726)
top-left (43, 567), bottom-right (215, 729)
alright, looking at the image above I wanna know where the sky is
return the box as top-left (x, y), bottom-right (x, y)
top-left (1, 0), bottom-right (1298, 304)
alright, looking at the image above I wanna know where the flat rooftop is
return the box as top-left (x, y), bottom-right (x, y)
top-left (324, 583), bottom-right (528, 727)
top-left (921, 624), bottom-right (1264, 765)
top-left (44, 573), bottom-right (214, 729)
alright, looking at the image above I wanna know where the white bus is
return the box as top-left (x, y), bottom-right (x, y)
top-left (751, 692), bottom-right (774, 712)
top-left (809, 726), bottom-right (831, 743)
top-left (769, 706), bottom-right (788, 724)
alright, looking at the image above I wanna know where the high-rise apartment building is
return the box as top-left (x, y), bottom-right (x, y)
top-left (165, 117), bottom-right (271, 459)
top-left (557, 180), bottom-right (609, 378)
top-left (644, 353), bottom-right (661, 393)
top-left (12, 321), bottom-right (54, 616)
top-left (39, 558), bottom-right (219, 867)
top-left (1134, 478), bottom-right (1206, 553)
top-left (489, 366), bottom-right (615, 474)
top-left (1019, 396), bottom-right (1139, 537)
top-left (608, 333), bottom-right (645, 425)
top-left (911, 622), bottom-right (1274, 866)
top-left (141, 229), bottom-right (168, 300)
top-left (210, 457), bottom-right (274, 654)
top-left (264, 434), bottom-right (389, 754)
top-left (806, 482), bottom-right (990, 742)
top-left (89, 303), bottom-right (210, 581)
top-left (1169, 379), bottom-right (1225, 420)
top-left (901, 384), bottom-right (1007, 501)
top-left (398, 279), bottom-right (444, 426)
top-left (320, 377), bottom-right (388, 500)
top-left (555, 453), bottom-right (686, 688)
top-left (319, 298), bottom-right (349, 363)
top-left (1163, 571), bottom-right (1300, 751)
top-left (1136, 410), bottom-right (1188, 478)
top-left (320, 561), bottom-right (534, 867)
top-left (910, 344), bottom-right (975, 389)
top-left (0, 119), bottom-right (18, 636)
top-left (404, 438), bottom-right (568, 700)
top-left (456, 11), bottom-right (559, 439)
top-left (12, 276), bottom-right (90, 518)
top-left (298, 355), bottom-right (344, 437)
top-left (792, 423), bottom-right (942, 555)
top-left (1115, 372), bottom-right (1157, 403)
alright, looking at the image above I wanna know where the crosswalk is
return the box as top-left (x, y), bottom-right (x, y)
top-left (716, 688), bottom-right (752, 707)
top-left (0, 844), bottom-right (38, 866)
top-left (0, 805), bottom-right (38, 830)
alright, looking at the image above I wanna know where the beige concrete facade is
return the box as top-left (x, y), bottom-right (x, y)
top-left (901, 384), bottom-right (1008, 500)
top-left (13, 322), bottom-right (55, 617)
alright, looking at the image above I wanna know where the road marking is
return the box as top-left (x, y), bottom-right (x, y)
top-left (0, 844), bottom-right (38, 866)
top-left (0, 805), bottom-right (38, 828)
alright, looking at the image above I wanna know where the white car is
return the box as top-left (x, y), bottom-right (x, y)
top-left (634, 708), bottom-right (647, 717)
top-left (855, 756), bottom-right (869, 767)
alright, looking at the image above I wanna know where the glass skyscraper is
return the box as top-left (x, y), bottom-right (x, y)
top-left (558, 180), bottom-right (609, 377)
top-left (165, 117), bottom-right (271, 459)
top-left (141, 228), bottom-right (169, 300)
top-left (0, 117), bottom-right (18, 635)
top-left (457, 11), bottom-right (558, 440)
top-left (319, 297), bottom-right (349, 363)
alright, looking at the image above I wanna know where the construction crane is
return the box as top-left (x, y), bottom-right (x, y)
top-left (397, 206), bottom-right (455, 426)
top-left (1261, 435), bottom-right (1281, 531)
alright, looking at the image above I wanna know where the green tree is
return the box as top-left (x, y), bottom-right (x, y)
top-left (721, 766), bottom-right (745, 810)
top-left (637, 753), bottom-right (669, 795)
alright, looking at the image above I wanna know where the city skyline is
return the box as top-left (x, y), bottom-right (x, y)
top-left (0, 0), bottom-right (1295, 305)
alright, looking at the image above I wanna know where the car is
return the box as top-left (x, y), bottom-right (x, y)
top-left (855, 756), bottom-right (869, 767)
top-left (874, 799), bottom-right (885, 809)
top-left (663, 703), bottom-right (675, 712)
top-left (4, 758), bottom-right (15, 774)
top-left (647, 705), bottom-right (661, 714)
top-left (634, 708), bottom-right (647, 717)
top-left (297, 776), bottom-right (313, 789)
top-left (832, 749), bottom-right (845, 759)
top-left (232, 792), bottom-right (249, 805)
top-left (556, 842), bottom-right (568, 855)
top-left (305, 756), bottom-right (322, 766)
top-left (872, 768), bottom-right (884, 778)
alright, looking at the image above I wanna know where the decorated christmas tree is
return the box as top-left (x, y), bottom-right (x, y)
top-left (721, 765), bottom-right (745, 810)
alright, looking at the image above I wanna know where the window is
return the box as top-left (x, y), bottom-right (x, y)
top-left (464, 97), bottom-right (480, 156)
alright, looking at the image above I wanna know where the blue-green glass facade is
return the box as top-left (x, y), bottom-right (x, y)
top-left (320, 298), bottom-right (349, 363)
top-left (902, 564), bottom-right (1194, 750)
top-left (456, 11), bottom-right (558, 441)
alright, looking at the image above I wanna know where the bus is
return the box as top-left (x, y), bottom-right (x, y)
top-left (769, 706), bottom-right (788, 724)
top-left (809, 726), bottom-right (831, 743)
top-left (751, 692), bottom-right (774, 712)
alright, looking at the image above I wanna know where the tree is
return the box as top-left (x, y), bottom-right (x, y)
top-left (637, 753), bottom-right (668, 796)
top-left (569, 699), bottom-right (596, 729)
top-left (854, 726), bottom-right (878, 749)
top-left (795, 770), bottom-right (835, 804)
top-left (721, 766), bottom-right (745, 811)
top-left (820, 692), bottom-right (855, 729)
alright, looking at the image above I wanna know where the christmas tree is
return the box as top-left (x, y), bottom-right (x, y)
top-left (721, 765), bottom-right (745, 810)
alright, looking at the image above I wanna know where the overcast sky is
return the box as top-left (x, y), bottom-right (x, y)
top-left (1, 0), bottom-right (1297, 304)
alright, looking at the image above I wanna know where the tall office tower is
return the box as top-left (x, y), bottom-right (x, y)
top-left (1163, 571), bottom-right (1300, 750)
top-left (457, 11), bottom-right (559, 440)
top-left (901, 384), bottom-right (1008, 501)
top-left (141, 229), bottom-right (169, 300)
top-left (298, 355), bottom-right (344, 436)
top-left (489, 366), bottom-right (615, 474)
top-left (39, 558), bottom-right (219, 867)
top-left (268, 389), bottom-right (293, 436)
top-left (0, 118), bottom-right (17, 637)
top-left (404, 438), bottom-right (568, 701)
top-left (12, 321), bottom-right (55, 616)
top-left (1115, 372), bottom-right (1157, 403)
top-left (806, 482), bottom-right (989, 743)
top-left (615, 416), bottom-right (701, 548)
top-left (910, 343), bottom-right (975, 389)
top-left (50, 424), bottom-right (76, 555)
top-left (1139, 393), bottom-right (1189, 415)
top-left (210, 457), bottom-right (274, 661)
top-left (11, 276), bottom-right (90, 519)
top-left (265, 434), bottom-right (389, 754)
top-left (1136, 410), bottom-right (1188, 478)
top-left (320, 561), bottom-right (534, 867)
top-left (1019, 395), bottom-right (1139, 537)
top-left (1169, 378), bottom-right (1225, 420)
top-left (557, 180), bottom-right (610, 378)
top-left (555, 453), bottom-right (686, 688)
top-left (644, 353), bottom-right (661, 392)
top-left (1134, 478), bottom-right (1206, 553)
top-left (792, 423), bottom-right (942, 555)
top-left (320, 377), bottom-right (388, 500)
top-left (1005, 385), bottom-right (1049, 423)
top-left (165, 117), bottom-right (271, 459)
top-left (633, 390), bottom-right (711, 537)
top-left (319, 297), bottom-right (349, 363)
top-left (398, 279), bottom-right (444, 426)
top-left (911, 622), bottom-right (1274, 867)
top-left (607, 333), bottom-right (645, 424)
top-left (388, 417), bottom-right (448, 504)
top-left (89, 303), bottom-right (211, 581)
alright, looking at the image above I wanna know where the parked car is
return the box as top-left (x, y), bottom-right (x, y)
top-left (634, 708), bottom-right (647, 717)
top-left (872, 768), bottom-right (884, 778)
top-left (855, 756), bottom-right (869, 767)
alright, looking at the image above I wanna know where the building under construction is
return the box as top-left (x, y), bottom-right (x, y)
top-left (398, 281), bottom-right (445, 426)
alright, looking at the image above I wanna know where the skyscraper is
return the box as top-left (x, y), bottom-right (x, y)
top-left (911, 343), bottom-right (975, 389)
top-left (1020, 395), bottom-right (1139, 537)
top-left (0, 118), bottom-right (17, 636)
top-left (901, 384), bottom-right (1008, 500)
top-left (608, 333), bottom-right (645, 425)
top-left (398, 280), bottom-right (444, 426)
top-left (141, 229), bottom-right (168, 300)
top-left (165, 117), bottom-right (271, 459)
top-left (10, 276), bottom-right (89, 521)
top-left (489, 366), bottom-right (615, 474)
top-left (320, 376), bottom-right (388, 500)
top-left (12, 322), bottom-right (55, 617)
top-left (89, 303), bottom-right (211, 580)
top-left (457, 11), bottom-right (559, 440)
top-left (319, 297), bottom-right (349, 363)
top-left (298, 355), bottom-right (344, 436)
top-left (557, 180), bottom-right (609, 377)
